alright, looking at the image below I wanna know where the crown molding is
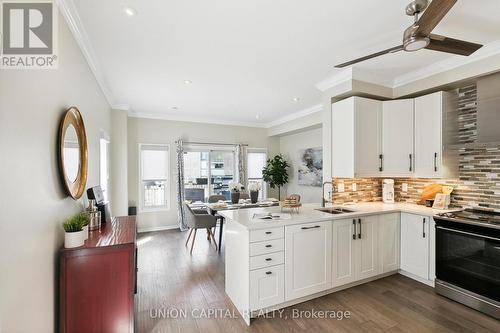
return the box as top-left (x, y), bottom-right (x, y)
top-left (265, 104), bottom-right (322, 128)
top-left (56, 0), bottom-right (116, 107)
top-left (127, 110), bottom-right (268, 128)
top-left (315, 68), bottom-right (353, 92)
top-left (111, 104), bottom-right (130, 111)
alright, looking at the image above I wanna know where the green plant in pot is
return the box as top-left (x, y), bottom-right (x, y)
top-left (63, 213), bottom-right (87, 248)
top-left (262, 154), bottom-right (290, 200)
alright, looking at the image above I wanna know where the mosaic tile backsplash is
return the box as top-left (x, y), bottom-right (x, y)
top-left (332, 84), bottom-right (500, 212)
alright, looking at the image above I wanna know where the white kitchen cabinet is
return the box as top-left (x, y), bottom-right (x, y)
top-left (249, 265), bottom-right (285, 310)
top-left (400, 213), bottom-right (430, 280)
top-left (378, 213), bottom-right (400, 273)
top-left (285, 221), bottom-right (332, 300)
top-left (332, 216), bottom-right (380, 287)
top-left (381, 99), bottom-right (414, 176)
top-left (414, 91), bottom-right (458, 178)
top-left (331, 97), bottom-right (382, 178)
top-left (332, 219), bottom-right (357, 287)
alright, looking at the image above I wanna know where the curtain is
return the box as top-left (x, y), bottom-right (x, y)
top-left (236, 144), bottom-right (247, 189)
top-left (175, 140), bottom-right (188, 231)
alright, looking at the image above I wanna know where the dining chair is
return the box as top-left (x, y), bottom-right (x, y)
top-left (208, 194), bottom-right (226, 203)
top-left (184, 204), bottom-right (218, 254)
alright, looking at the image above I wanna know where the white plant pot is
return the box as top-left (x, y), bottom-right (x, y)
top-left (82, 225), bottom-right (89, 240)
top-left (64, 230), bottom-right (85, 248)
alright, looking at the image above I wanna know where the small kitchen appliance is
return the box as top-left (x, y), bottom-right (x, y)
top-left (382, 179), bottom-right (395, 203)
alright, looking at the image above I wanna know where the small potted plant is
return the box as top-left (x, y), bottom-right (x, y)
top-left (75, 213), bottom-right (90, 240)
top-left (248, 182), bottom-right (262, 204)
top-left (228, 182), bottom-right (243, 204)
top-left (63, 214), bottom-right (86, 248)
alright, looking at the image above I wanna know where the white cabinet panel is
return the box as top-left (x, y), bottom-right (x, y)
top-left (400, 213), bottom-right (430, 280)
top-left (249, 238), bottom-right (284, 256)
top-left (355, 98), bottom-right (383, 177)
top-left (356, 215), bottom-right (380, 280)
top-left (249, 265), bottom-right (284, 310)
top-left (285, 221), bottom-right (332, 300)
top-left (332, 98), bottom-right (355, 178)
top-left (414, 92), bottom-right (442, 178)
top-left (250, 227), bottom-right (285, 243)
top-left (378, 213), bottom-right (400, 273)
top-left (250, 252), bottom-right (285, 270)
top-left (382, 99), bottom-right (414, 176)
top-left (332, 219), bottom-right (357, 287)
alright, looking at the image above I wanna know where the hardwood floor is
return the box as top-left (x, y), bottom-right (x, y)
top-left (136, 229), bottom-right (500, 333)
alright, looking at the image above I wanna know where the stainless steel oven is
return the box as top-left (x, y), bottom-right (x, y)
top-left (435, 210), bottom-right (500, 319)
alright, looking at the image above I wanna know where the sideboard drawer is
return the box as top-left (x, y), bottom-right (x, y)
top-left (250, 251), bottom-right (285, 270)
top-left (250, 227), bottom-right (284, 243)
top-left (250, 239), bottom-right (284, 256)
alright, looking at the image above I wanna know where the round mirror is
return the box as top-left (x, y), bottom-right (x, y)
top-left (63, 124), bottom-right (80, 183)
top-left (59, 107), bottom-right (88, 199)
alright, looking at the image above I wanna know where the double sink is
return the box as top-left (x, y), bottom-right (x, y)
top-left (316, 207), bottom-right (356, 215)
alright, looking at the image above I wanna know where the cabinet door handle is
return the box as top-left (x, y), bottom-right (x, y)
top-left (409, 154), bottom-right (413, 172)
top-left (352, 219), bottom-right (356, 240)
top-left (265, 271), bottom-right (272, 275)
top-left (301, 225), bottom-right (321, 230)
top-left (434, 153), bottom-right (438, 172)
top-left (265, 244), bottom-right (272, 248)
top-left (423, 218), bottom-right (426, 238)
top-left (379, 154), bottom-right (383, 172)
top-left (265, 231), bottom-right (272, 234)
top-left (358, 218), bottom-right (362, 239)
top-left (265, 258), bottom-right (272, 261)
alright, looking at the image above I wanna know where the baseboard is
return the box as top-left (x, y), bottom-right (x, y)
top-left (399, 269), bottom-right (435, 287)
top-left (138, 225), bottom-right (179, 233)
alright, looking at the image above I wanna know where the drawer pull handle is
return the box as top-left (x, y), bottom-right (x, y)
top-left (301, 225), bottom-right (321, 230)
top-left (265, 271), bottom-right (272, 275)
top-left (265, 231), bottom-right (272, 234)
top-left (265, 258), bottom-right (272, 261)
top-left (265, 244), bottom-right (272, 248)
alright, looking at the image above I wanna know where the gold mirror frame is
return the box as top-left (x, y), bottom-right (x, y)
top-left (59, 107), bottom-right (88, 199)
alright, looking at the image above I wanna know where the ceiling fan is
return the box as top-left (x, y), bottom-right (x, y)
top-left (335, 0), bottom-right (483, 68)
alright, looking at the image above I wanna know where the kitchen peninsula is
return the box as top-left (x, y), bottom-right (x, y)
top-left (220, 203), bottom-right (452, 325)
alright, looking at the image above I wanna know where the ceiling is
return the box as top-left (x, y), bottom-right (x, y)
top-left (69, 0), bottom-right (500, 126)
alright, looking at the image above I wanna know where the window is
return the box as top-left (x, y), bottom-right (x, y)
top-left (99, 137), bottom-right (110, 201)
top-left (247, 149), bottom-right (267, 199)
top-left (139, 144), bottom-right (169, 211)
top-left (183, 146), bottom-right (236, 202)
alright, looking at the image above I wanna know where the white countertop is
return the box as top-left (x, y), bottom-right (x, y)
top-left (218, 202), bottom-right (457, 230)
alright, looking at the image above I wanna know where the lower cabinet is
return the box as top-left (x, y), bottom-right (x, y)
top-left (249, 265), bottom-right (285, 310)
top-left (332, 215), bottom-right (381, 287)
top-left (379, 213), bottom-right (400, 273)
top-left (285, 221), bottom-right (332, 300)
top-left (400, 212), bottom-right (430, 280)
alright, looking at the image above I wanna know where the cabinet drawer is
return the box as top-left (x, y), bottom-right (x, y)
top-left (250, 227), bottom-right (284, 243)
top-left (250, 238), bottom-right (284, 256)
top-left (250, 252), bottom-right (284, 270)
top-left (249, 265), bottom-right (285, 310)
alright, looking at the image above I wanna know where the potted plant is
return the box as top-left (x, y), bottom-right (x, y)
top-left (262, 154), bottom-right (290, 201)
top-left (228, 182), bottom-right (243, 204)
top-left (75, 212), bottom-right (90, 240)
top-left (63, 214), bottom-right (86, 248)
top-left (248, 182), bottom-right (262, 204)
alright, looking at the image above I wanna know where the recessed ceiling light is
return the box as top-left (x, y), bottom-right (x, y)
top-left (255, 114), bottom-right (260, 120)
top-left (184, 80), bottom-right (192, 85)
top-left (292, 97), bottom-right (300, 102)
top-left (123, 6), bottom-right (137, 16)
top-left (171, 106), bottom-right (179, 110)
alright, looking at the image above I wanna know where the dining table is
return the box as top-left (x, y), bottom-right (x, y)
top-left (188, 200), bottom-right (280, 253)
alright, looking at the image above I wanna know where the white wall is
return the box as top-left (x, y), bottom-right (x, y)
top-left (0, 12), bottom-right (111, 333)
top-left (110, 109), bottom-right (129, 216)
top-left (279, 127), bottom-right (323, 203)
top-left (127, 117), bottom-right (279, 232)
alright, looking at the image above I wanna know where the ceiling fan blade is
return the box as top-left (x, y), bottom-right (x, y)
top-left (335, 45), bottom-right (403, 68)
top-left (426, 34), bottom-right (483, 56)
top-left (415, 0), bottom-right (457, 36)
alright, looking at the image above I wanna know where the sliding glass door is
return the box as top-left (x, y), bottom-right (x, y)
top-left (183, 147), bottom-right (236, 202)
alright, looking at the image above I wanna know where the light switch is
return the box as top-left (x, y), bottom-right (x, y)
top-left (402, 183), bottom-right (408, 192)
top-left (337, 183), bottom-right (345, 193)
top-left (352, 183), bottom-right (357, 192)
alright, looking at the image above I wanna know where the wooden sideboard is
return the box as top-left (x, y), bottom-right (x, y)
top-left (59, 216), bottom-right (137, 333)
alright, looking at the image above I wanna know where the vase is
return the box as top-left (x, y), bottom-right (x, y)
top-left (231, 191), bottom-right (240, 204)
top-left (250, 191), bottom-right (259, 204)
top-left (82, 225), bottom-right (89, 240)
top-left (64, 230), bottom-right (85, 248)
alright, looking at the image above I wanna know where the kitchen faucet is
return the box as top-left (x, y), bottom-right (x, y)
top-left (322, 181), bottom-right (333, 207)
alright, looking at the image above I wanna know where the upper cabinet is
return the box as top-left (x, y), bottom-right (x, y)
top-left (332, 97), bottom-right (382, 178)
top-left (331, 91), bottom-right (458, 179)
top-left (414, 91), bottom-right (458, 178)
top-left (382, 99), bottom-right (414, 177)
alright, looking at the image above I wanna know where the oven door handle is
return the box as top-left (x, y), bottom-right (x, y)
top-left (436, 226), bottom-right (500, 242)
